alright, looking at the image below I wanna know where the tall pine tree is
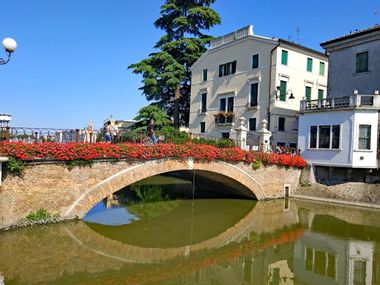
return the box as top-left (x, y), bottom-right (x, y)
top-left (129, 0), bottom-right (221, 128)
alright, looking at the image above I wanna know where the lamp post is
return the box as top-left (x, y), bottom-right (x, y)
top-left (275, 86), bottom-right (295, 100)
top-left (0, 37), bottom-right (17, 65)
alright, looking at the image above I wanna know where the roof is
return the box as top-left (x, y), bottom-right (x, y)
top-left (321, 24), bottom-right (380, 47)
top-left (278, 39), bottom-right (327, 58)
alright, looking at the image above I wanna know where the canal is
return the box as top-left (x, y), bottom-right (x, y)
top-left (0, 173), bottom-right (380, 284)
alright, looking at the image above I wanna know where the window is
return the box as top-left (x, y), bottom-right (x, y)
top-left (200, 122), bottom-right (205, 133)
top-left (220, 98), bottom-right (226, 111)
top-left (278, 117), bottom-right (285, 131)
top-left (305, 86), bottom-right (312, 101)
top-left (227, 97), bottom-right (234, 112)
top-left (249, 118), bottom-right (256, 131)
top-left (250, 83), bottom-right (258, 107)
top-left (307, 58), bottom-right (313, 72)
top-left (319, 62), bottom-right (325, 76)
top-left (310, 126), bottom-right (317, 148)
top-left (310, 125), bottom-right (340, 149)
top-left (356, 52), bottom-right (368, 73)
top-left (318, 89), bottom-right (324, 100)
top-left (353, 260), bottom-right (367, 285)
top-left (279, 80), bottom-right (287, 101)
top-left (252, 54), bottom-right (259, 69)
top-left (281, 50), bottom-right (288, 65)
top-left (202, 69), bottom-right (207, 81)
top-left (358, 125), bottom-right (371, 150)
top-left (201, 93), bottom-right (207, 113)
top-left (219, 61), bottom-right (236, 77)
top-left (222, 132), bottom-right (230, 139)
top-left (305, 247), bottom-right (336, 280)
top-left (218, 96), bottom-right (234, 124)
top-left (319, 125), bottom-right (331, 148)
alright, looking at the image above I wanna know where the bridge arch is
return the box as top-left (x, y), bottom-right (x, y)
top-left (64, 158), bottom-right (266, 219)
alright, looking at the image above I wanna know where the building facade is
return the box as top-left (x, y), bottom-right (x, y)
top-left (298, 25), bottom-right (380, 176)
top-left (189, 25), bottom-right (328, 148)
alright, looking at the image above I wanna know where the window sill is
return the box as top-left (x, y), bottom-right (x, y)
top-left (306, 148), bottom-right (342, 151)
top-left (216, 123), bottom-right (233, 127)
top-left (353, 71), bottom-right (371, 76)
top-left (199, 111), bottom-right (208, 116)
top-left (353, 149), bottom-right (373, 152)
top-left (247, 105), bottom-right (260, 110)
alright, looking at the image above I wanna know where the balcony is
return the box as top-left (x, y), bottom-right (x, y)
top-left (300, 94), bottom-right (380, 113)
top-left (214, 112), bottom-right (234, 125)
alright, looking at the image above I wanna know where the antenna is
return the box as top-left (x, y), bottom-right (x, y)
top-left (375, 10), bottom-right (379, 25)
top-left (296, 26), bottom-right (300, 44)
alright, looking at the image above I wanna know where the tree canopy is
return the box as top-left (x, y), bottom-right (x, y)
top-left (132, 104), bottom-right (172, 131)
top-left (129, 0), bottom-right (221, 127)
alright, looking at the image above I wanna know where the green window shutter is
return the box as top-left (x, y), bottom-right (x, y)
top-left (280, 80), bottom-right (287, 101)
top-left (356, 52), bottom-right (368, 73)
top-left (307, 58), bottom-right (313, 72)
top-left (319, 62), bottom-right (325, 76)
top-left (305, 86), bottom-right (311, 101)
top-left (281, 50), bottom-right (288, 65)
top-left (318, 89), bottom-right (324, 100)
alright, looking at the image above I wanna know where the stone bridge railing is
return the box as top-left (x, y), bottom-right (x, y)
top-left (0, 157), bottom-right (302, 229)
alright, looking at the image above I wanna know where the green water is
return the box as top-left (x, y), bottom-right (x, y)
top-left (1, 197), bottom-right (380, 284)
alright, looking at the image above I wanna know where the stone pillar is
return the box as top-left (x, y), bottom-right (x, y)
top-left (257, 119), bottom-right (272, 152)
top-left (234, 117), bottom-right (248, 150)
top-left (0, 157), bottom-right (9, 187)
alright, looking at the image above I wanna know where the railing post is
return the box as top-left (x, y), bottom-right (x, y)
top-left (140, 132), bottom-right (143, 144)
top-left (5, 126), bottom-right (10, 142)
top-left (34, 132), bottom-right (38, 143)
top-left (75, 129), bottom-right (80, 143)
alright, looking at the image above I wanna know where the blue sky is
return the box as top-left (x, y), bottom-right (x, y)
top-left (0, 0), bottom-right (379, 129)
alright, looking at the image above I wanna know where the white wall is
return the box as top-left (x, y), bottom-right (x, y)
top-left (298, 110), bottom-right (378, 168)
top-left (189, 34), bottom-right (328, 147)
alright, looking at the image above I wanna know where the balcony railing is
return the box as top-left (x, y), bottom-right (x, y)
top-left (300, 94), bottom-right (380, 112)
top-left (214, 112), bottom-right (234, 125)
top-left (210, 25), bottom-right (253, 49)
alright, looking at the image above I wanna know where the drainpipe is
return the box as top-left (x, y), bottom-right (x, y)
top-left (267, 41), bottom-right (281, 135)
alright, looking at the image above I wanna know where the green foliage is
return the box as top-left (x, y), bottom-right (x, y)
top-left (132, 104), bottom-right (172, 131)
top-left (129, 0), bottom-right (221, 126)
top-left (66, 159), bottom-right (93, 170)
top-left (129, 185), bottom-right (170, 203)
top-left (22, 208), bottom-right (59, 225)
top-left (251, 160), bottom-right (262, 170)
top-left (5, 156), bottom-right (24, 176)
top-left (159, 125), bottom-right (190, 144)
top-left (191, 138), bottom-right (234, 148)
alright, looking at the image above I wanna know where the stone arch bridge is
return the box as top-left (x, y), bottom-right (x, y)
top-left (0, 158), bottom-right (301, 229)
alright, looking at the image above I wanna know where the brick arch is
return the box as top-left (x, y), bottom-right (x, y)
top-left (64, 158), bottom-right (266, 219)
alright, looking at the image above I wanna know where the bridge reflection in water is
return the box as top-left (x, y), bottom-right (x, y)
top-left (0, 199), bottom-right (380, 285)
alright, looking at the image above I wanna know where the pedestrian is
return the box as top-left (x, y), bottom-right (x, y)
top-left (105, 121), bottom-right (112, 143)
top-left (147, 119), bottom-right (157, 144)
top-left (112, 123), bottom-right (119, 143)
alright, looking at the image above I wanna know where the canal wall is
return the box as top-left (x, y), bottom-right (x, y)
top-left (0, 158), bottom-right (301, 229)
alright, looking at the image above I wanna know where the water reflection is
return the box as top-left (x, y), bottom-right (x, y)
top-left (0, 199), bottom-right (380, 285)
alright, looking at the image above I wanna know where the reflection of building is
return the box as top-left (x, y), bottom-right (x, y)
top-left (189, 25), bottom-right (328, 147)
top-left (294, 231), bottom-right (374, 285)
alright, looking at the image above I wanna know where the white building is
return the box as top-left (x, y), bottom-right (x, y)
top-left (189, 25), bottom-right (328, 148)
top-left (298, 25), bottom-right (380, 180)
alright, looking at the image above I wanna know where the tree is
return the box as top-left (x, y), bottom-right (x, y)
top-left (132, 104), bottom-right (172, 131)
top-left (129, 0), bottom-right (221, 128)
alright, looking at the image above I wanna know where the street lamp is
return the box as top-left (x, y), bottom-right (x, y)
top-left (275, 86), bottom-right (295, 100)
top-left (0, 37), bottom-right (17, 65)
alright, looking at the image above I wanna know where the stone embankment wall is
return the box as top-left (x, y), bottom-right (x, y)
top-left (0, 158), bottom-right (301, 229)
